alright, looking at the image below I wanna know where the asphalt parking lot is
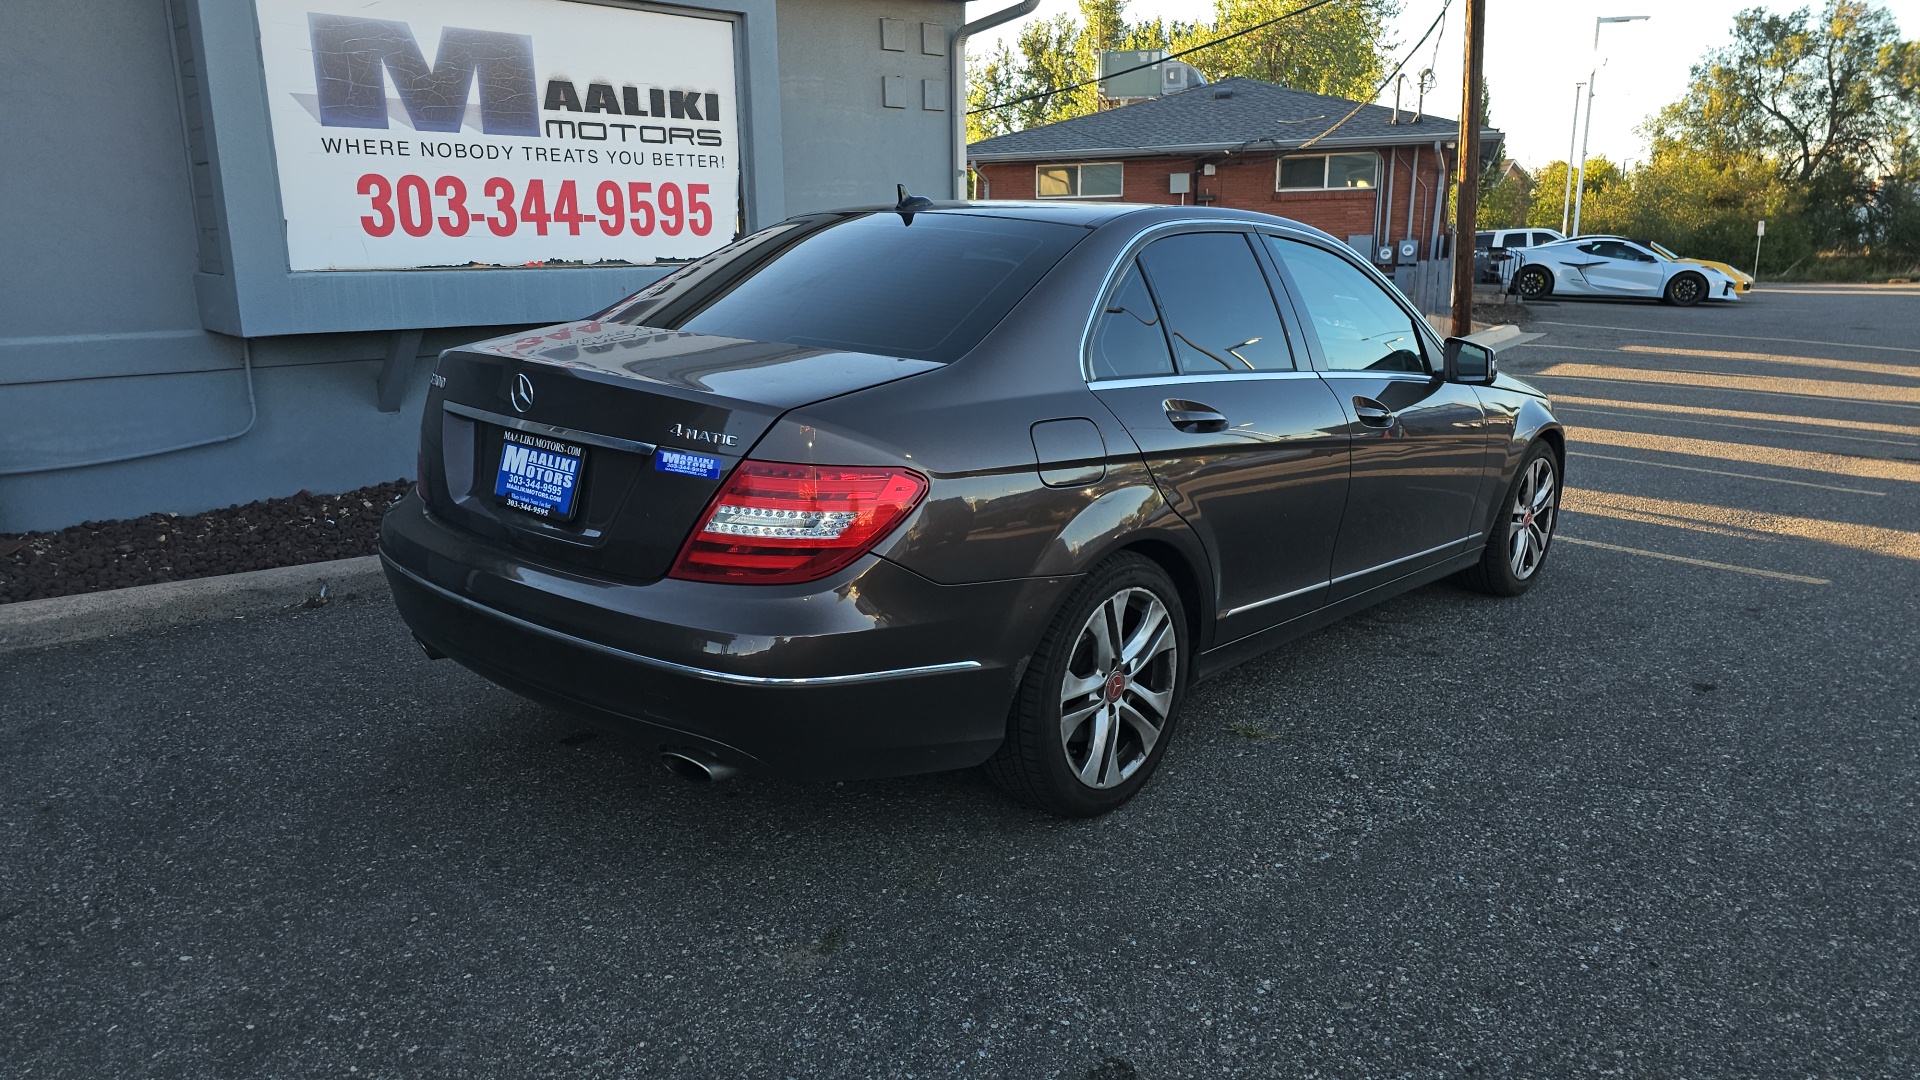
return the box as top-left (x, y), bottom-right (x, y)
top-left (5, 284), bottom-right (1918, 1078)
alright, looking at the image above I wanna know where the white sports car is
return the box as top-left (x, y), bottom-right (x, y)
top-left (1504, 236), bottom-right (1744, 306)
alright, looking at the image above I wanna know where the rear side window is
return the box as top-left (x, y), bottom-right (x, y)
top-left (1089, 262), bottom-right (1175, 379)
top-left (1136, 232), bottom-right (1294, 374)
top-left (666, 212), bottom-right (1087, 363)
top-left (1268, 237), bottom-right (1428, 374)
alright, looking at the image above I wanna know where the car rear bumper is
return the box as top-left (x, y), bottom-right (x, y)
top-left (379, 491), bottom-right (1071, 781)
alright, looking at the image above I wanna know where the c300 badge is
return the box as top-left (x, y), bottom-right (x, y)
top-left (669, 422), bottom-right (737, 447)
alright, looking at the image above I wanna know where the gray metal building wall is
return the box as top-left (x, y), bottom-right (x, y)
top-left (0, 0), bottom-right (956, 534)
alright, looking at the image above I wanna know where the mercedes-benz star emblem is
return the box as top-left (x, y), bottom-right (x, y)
top-left (510, 373), bottom-right (535, 414)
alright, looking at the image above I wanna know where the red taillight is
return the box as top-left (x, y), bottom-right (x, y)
top-left (669, 460), bottom-right (929, 584)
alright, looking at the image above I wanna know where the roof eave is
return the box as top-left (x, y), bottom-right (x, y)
top-left (969, 128), bottom-right (1502, 164)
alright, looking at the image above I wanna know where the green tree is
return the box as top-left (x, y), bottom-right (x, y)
top-left (966, 0), bottom-right (1398, 137)
top-left (1168, 0), bottom-right (1396, 101)
top-left (1649, 1), bottom-right (1917, 181)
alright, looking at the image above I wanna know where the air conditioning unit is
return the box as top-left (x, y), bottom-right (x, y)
top-left (1161, 60), bottom-right (1207, 94)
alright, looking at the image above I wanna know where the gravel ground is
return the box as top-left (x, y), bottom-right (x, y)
top-left (0, 481), bottom-right (408, 604)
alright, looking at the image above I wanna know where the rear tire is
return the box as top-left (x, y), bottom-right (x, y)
top-left (1460, 442), bottom-right (1560, 597)
top-left (985, 553), bottom-right (1188, 817)
top-left (1513, 266), bottom-right (1553, 299)
top-left (1665, 272), bottom-right (1707, 306)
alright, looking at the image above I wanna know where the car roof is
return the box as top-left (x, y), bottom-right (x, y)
top-left (816, 201), bottom-right (1347, 244)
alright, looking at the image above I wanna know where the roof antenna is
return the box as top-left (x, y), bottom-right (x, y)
top-left (895, 183), bottom-right (934, 224)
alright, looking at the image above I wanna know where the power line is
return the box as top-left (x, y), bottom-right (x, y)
top-left (1291, 0), bottom-right (1451, 152)
top-left (967, 0), bottom-right (1349, 117)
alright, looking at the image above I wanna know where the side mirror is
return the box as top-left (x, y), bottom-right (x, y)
top-left (1444, 338), bottom-right (1496, 385)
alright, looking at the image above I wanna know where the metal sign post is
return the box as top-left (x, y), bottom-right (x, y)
top-left (1754, 219), bottom-right (1766, 280)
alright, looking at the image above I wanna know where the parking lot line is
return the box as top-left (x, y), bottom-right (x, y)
top-left (1528, 365), bottom-right (1920, 410)
top-left (1557, 406), bottom-right (1920, 449)
top-left (1531, 342), bottom-right (1920, 385)
top-left (1549, 396), bottom-right (1920, 441)
top-left (1564, 489), bottom-right (1920, 561)
top-left (1531, 319), bottom-right (1920, 356)
top-left (1617, 345), bottom-right (1920, 381)
top-left (1567, 451), bottom-right (1887, 495)
top-left (1572, 428), bottom-right (1920, 484)
top-left (1558, 535), bottom-right (1832, 585)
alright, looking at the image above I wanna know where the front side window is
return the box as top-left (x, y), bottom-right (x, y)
top-left (1532, 232), bottom-right (1558, 247)
top-left (1267, 237), bottom-right (1427, 374)
top-left (1277, 153), bottom-right (1378, 191)
top-left (1580, 240), bottom-right (1653, 262)
top-left (657, 211), bottom-right (1088, 363)
top-left (1136, 232), bottom-right (1294, 374)
top-left (1088, 262), bottom-right (1176, 379)
top-left (1037, 162), bottom-right (1124, 199)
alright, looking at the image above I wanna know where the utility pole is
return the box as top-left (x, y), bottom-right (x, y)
top-left (1450, 0), bottom-right (1485, 339)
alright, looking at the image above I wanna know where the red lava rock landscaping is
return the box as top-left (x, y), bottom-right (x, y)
top-left (0, 480), bottom-right (410, 605)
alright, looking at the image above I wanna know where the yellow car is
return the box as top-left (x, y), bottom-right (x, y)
top-left (1646, 241), bottom-right (1754, 295)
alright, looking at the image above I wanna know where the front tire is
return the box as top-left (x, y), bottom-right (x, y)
top-left (1665, 272), bottom-right (1707, 306)
top-left (1513, 265), bottom-right (1553, 299)
top-left (986, 553), bottom-right (1188, 817)
top-left (1461, 442), bottom-right (1560, 596)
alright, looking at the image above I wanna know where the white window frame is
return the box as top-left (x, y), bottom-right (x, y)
top-left (1274, 152), bottom-right (1381, 192)
top-left (1035, 162), bottom-right (1125, 200)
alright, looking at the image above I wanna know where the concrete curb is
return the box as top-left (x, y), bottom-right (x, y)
top-left (1465, 324), bottom-right (1544, 350)
top-left (0, 555), bottom-right (387, 655)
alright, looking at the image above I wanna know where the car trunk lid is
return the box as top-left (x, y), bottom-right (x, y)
top-left (425, 319), bottom-right (940, 581)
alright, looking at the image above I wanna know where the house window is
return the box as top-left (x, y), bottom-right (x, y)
top-left (1275, 153), bottom-right (1378, 191)
top-left (1036, 162), bottom-right (1124, 199)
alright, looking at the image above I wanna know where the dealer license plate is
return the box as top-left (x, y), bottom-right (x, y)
top-left (493, 428), bottom-right (585, 520)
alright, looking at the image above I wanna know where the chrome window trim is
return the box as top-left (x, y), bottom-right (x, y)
top-left (444, 402), bottom-right (658, 456)
top-left (384, 556), bottom-right (985, 686)
top-left (1257, 230), bottom-right (1446, 371)
top-left (1079, 217), bottom-right (1322, 383)
top-left (1089, 370), bottom-right (1325, 391)
top-left (1315, 370), bottom-right (1440, 383)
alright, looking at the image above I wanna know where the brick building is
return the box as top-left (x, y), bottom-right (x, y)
top-left (968, 77), bottom-right (1502, 272)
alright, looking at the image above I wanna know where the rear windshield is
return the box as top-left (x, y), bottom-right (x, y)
top-left (615, 212), bottom-right (1087, 364)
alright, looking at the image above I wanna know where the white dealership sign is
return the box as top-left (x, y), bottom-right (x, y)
top-left (254, 0), bottom-right (739, 271)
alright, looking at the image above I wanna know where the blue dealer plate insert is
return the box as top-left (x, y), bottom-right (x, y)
top-left (494, 429), bottom-right (584, 519)
top-left (656, 449), bottom-right (724, 479)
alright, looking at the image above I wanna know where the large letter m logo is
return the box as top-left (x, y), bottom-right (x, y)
top-left (308, 13), bottom-right (537, 136)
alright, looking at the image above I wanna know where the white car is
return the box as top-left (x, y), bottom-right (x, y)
top-left (1505, 236), bottom-right (1743, 306)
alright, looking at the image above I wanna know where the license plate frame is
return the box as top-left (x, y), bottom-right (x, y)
top-left (493, 428), bottom-right (586, 521)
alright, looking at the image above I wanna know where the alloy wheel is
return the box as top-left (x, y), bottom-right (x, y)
top-left (1671, 276), bottom-right (1703, 304)
top-left (1508, 455), bottom-right (1558, 580)
top-left (1058, 587), bottom-right (1180, 790)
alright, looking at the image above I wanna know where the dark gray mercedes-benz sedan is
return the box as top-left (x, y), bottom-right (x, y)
top-left (380, 201), bottom-right (1564, 816)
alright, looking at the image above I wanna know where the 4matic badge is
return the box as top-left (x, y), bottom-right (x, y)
top-left (669, 422), bottom-right (736, 447)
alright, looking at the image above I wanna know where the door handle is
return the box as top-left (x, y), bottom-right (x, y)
top-left (1352, 396), bottom-right (1396, 427)
top-left (1164, 399), bottom-right (1228, 434)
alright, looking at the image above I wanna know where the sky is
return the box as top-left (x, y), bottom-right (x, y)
top-left (968, 0), bottom-right (1919, 169)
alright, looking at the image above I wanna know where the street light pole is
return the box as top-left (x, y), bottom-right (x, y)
top-left (1561, 81), bottom-right (1584, 234)
top-left (1570, 15), bottom-right (1648, 238)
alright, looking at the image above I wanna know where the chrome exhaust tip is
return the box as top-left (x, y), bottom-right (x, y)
top-left (660, 750), bottom-right (740, 784)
